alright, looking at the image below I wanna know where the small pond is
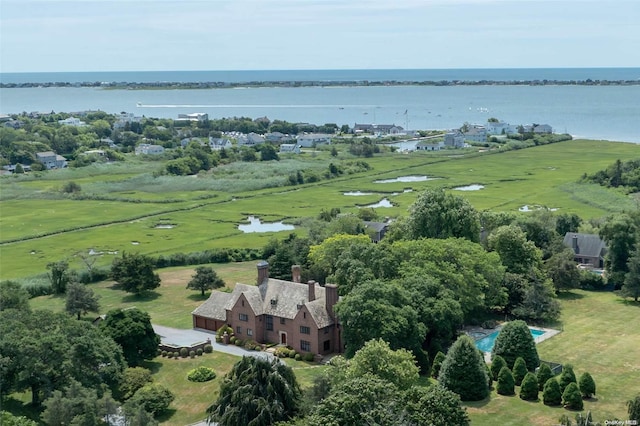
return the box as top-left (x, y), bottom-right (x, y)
top-left (238, 216), bottom-right (295, 233)
top-left (344, 191), bottom-right (374, 196)
top-left (454, 184), bottom-right (485, 191)
top-left (519, 205), bottom-right (559, 212)
top-left (154, 224), bottom-right (176, 229)
top-left (360, 198), bottom-right (393, 208)
top-left (374, 175), bottom-right (436, 183)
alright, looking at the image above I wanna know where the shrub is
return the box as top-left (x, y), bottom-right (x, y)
top-left (229, 336), bottom-right (237, 345)
top-left (537, 363), bottom-right (554, 391)
top-left (520, 372), bottom-right (539, 401)
top-left (167, 352), bottom-right (174, 358)
top-left (562, 382), bottom-right (584, 410)
top-left (161, 351), bottom-right (167, 357)
top-left (559, 364), bottom-right (577, 394)
top-left (497, 366), bottom-right (515, 396)
top-left (187, 366), bottom-right (217, 382)
top-left (578, 372), bottom-right (596, 399)
top-left (129, 384), bottom-right (175, 416)
top-left (204, 344), bottom-right (213, 353)
top-left (289, 349), bottom-right (297, 358)
top-left (490, 355), bottom-right (507, 381)
top-left (180, 347), bottom-right (188, 358)
top-left (215, 335), bottom-right (223, 343)
top-left (431, 351), bottom-right (446, 378)
top-left (119, 367), bottom-right (154, 400)
top-left (628, 395), bottom-right (640, 422)
top-left (189, 351), bottom-right (195, 358)
top-left (196, 348), bottom-right (203, 356)
top-left (295, 353), bottom-right (302, 361)
top-left (303, 352), bottom-right (314, 362)
top-left (235, 339), bottom-right (243, 346)
top-left (512, 357), bottom-right (528, 386)
top-left (217, 324), bottom-right (233, 339)
top-left (438, 335), bottom-right (490, 401)
top-left (543, 378), bottom-right (562, 406)
top-left (491, 320), bottom-right (539, 370)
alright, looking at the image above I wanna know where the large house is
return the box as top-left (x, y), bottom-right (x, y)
top-left (297, 133), bottom-right (332, 148)
top-left (36, 151), bottom-right (68, 169)
top-left (444, 130), bottom-right (465, 148)
top-left (192, 262), bottom-right (341, 356)
top-left (135, 143), bottom-right (165, 155)
top-left (563, 232), bottom-right (607, 268)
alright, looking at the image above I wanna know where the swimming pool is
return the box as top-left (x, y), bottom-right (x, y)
top-left (475, 327), bottom-right (546, 353)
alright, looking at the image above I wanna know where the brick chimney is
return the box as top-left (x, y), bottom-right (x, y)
top-left (257, 261), bottom-right (269, 285)
top-left (307, 280), bottom-right (316, 302)
top-left (572, 235), bottom-right (579, 252)
top-left (291, 265), bottom-right (301, 283)
top-left (325, 283), bottom-right (338, 319)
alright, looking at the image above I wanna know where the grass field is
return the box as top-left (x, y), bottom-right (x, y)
top-left (465, 290), bottom-right (640, 426)
top-left (2, 139), bottom-right (639, 280)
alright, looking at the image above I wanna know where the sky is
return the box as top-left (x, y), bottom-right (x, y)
top-left (1, 0), bottom-right (639, 73)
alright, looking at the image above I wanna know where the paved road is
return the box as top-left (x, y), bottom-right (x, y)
top-left (152, 324), bottom-right (276, 361)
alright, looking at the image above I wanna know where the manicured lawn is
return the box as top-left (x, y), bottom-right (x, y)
top-left (466, 290), bottom-right (640, 425)
top-left (29, 262), bottom-right (258, 328)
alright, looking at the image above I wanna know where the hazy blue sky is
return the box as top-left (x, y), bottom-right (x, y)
top-left (1, 0), bottom-right (639, 72)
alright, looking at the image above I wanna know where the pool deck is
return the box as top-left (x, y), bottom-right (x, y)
top-left (464, 323), bottom-right (561, 363)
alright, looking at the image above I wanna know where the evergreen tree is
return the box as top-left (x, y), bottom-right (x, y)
top-left (543, 378), bottom-right (562, 406)
top-left (578, 372), bottom-right (596, 399)
top-left (562, 382), bottom-right (584, 410)
top-left (490, 355), bottom-right (507, 381)
top-left (491, 320), bottom-right (540, 370)
top-left (512, 357), bottom-right (528, 386)
top-left (519, 372), bottom-right (539, 401)
top-left (622, 247), bottom-right (640, 301)
top-left (628, 395), bottom-right (640, 422)
top-left (497, 366), bottom-right (515, 396)
top-left (438, 335), bottom-right (489, 401)
top-left (558, 364), bottom-right (577, 394)
top-left (537, 363), bottom-right (554, 391)
top-left (431, 351), bottom-right (446, 379)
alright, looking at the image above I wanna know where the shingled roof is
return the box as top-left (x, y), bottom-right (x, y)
top-left (563, 232), bottom-right (607, 258)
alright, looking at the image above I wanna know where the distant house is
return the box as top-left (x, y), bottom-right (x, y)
top-left (36, 151), bottom-right (68, 169)
top-left (444, 130), bottom-right (465, 148)
top-left (533, 124), bottom-right (553, 134)
top-left (364, 221), bottom-right (390, 243)
top-left (297, 133), bottom-right (332, 148)
top-left (352, 123), bottom-right (404, 135)
top-left (208, 137), bottom-right (232, 150)
top-left (463, 126), bottom-right (488, 142)
top-left (177, 113), bottom-right (209, 122)
top-left (237, 132), bottom-right (266, 146)
top-left (279, 144), bottom-right (301, 154)
top-left (135, 143), bottom-right (165, 155)
top-left (266, 132), bottom-right (294, 143)
top-left (486, 121), bottom-right (518, 135)
top-left (58, 117), bottom-right (86, 127)
top-left (563, 232), bottom-right (607, 268)
top-left (416, 141), bottom-right (443, 151)
top-left (113, 112), bottom-right (143, 129)
top-left (192, 262), bottom-right (342, 356)
top-left (3, 120), bottom-right (24, 129)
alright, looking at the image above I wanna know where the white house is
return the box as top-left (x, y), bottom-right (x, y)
top-left (135, 143), bottom-right (165, 155)
top-left (279, 144), bottom-right (301, 154)
top-left (177, 113), bottom-right (209, 122)
top-left (36, 151), bottom-right (68, 169)
top-left (113, 113), bottom-right (143, 129)
top-left (58, 117), bottom-right (86, 127)
top-left (486, 121), bottom-right (518, 135)
top-left (208, 137), bottom-right (232, 150)
top-left (416, 141), bottom-right (443, 151)
top-left (297, 133), bottom-right (332, 148)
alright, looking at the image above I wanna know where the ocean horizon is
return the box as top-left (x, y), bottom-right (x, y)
top-left (2, 67), bottom-right (639, 85)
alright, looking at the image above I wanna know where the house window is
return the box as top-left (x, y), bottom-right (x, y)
top-left (324, 327), bottom-right (329, 334)
top-left (239, 313), bottom-right (248, 322)
top-left (266, 315), bottom-right (273, 331)
top-left (242, 300), bottom-right (245, 307)
top-left (236, 326), bottom-right (241, 335)
top-left (247, 328), bottom-right (253, 337)
top-left (280, 317), bottom-right (286, 325)
top-left (303, 312), bottom-right (306, 319)
top-left (301, 340), bottom-right (311, 352)
top-left (324, 340), bottom-right (331, 351)
top-left (300, 326), bottom-right (310, 335)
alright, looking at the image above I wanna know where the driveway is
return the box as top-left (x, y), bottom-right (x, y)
top-left (152, 324), bottom-right (275, 361)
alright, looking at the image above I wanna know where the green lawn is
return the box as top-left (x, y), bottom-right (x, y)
top-left (466, 290), bottom-right (640, 426)
top-left (29, 262), bottom-right (259, 328)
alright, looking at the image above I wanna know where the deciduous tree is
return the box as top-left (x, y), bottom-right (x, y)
top-left (0, 280), bottom-right (30, 312)
top-left (65, 281), bottom-right (100, 320)
top-left (111, 252), bottom-right (160, 295)
top-left (622, 247), bottom-right (640, 301)
top-left (47, 260), bottom-right (71, 294)
top-left (100, 308), bottom-right (160, 367)
top-left (186, 266), bottom-right (225, 296)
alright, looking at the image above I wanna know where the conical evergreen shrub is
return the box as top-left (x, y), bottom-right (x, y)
top-left (497, 366), bottom-right (515, 396)
top-left (512, 357), bottom-right (528, 386)
top-left (490, 355), bottom-right (507, 381)
top-left (578, 372), bottom-right (596, 399)
top-left (543, 378), bottom-right (562, 406)
top-left (431, 351), bottom-right (445, 379)
top-left (558, 364), bottom-right (577, 394)
top-left (491, 320), bottom-right (539, 370)
top-left (519, 372), bottom-right (539, 401)
top-left (438, 335), bottom-right (489, 401)
top-left (536, 363), bottom-right (553, 391)
top-left (562, 382), bottom-right (584, 410)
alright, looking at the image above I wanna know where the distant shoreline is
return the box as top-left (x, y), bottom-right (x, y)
top-left (2, 78), bottom-right (639, 90)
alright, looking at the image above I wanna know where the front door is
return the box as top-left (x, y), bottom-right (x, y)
top-left (280, 332), bottom-right (287, 345)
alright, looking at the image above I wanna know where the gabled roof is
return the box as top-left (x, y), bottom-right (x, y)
top-left (192, 291), bottom-right (232, 320)
top-left (563, 232), bottom-right (607, 258)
